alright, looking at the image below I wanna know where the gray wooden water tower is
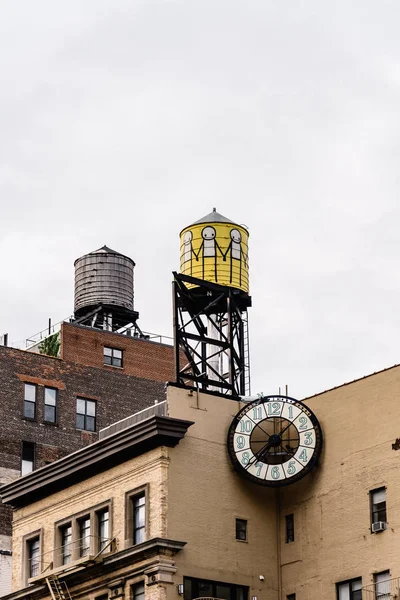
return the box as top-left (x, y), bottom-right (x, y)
top-left (73, 245), bottom-right (143, 334)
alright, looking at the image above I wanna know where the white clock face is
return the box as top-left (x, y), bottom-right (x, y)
top-left (227, 395), bottom-right (323, 487)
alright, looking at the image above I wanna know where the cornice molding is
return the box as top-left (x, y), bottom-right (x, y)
top-left (1, 416), bottom-right (193, 508)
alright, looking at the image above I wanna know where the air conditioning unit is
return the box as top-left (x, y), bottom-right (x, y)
top-left (372, 521), bottom-right (386, 533)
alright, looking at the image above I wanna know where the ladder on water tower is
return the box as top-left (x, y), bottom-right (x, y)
top-left (46, 576), bottom-right (72, 600)
top-left (243, 313), bottom-right (251, 396)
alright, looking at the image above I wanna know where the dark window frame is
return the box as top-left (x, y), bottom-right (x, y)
top-left (55, 500), bottom-right (112, 567)
top-left (27, 536), bottom-right (40, 578)
top-left (132, 581), bottom-right (145, 600)
top-left (183, 576), bottom-right (249, 600)
top-left (133, 492), bottom-right (146, 545)
top-left (370, 487), bottom-right (387, 528)
top-left (125, 485), bottom-right (148, 548)
top-left (44, 387), bottom-right (58, 424)
top-left (76, 397), bottom-right (97, 432)
top-left (336, 577), bottom-right (362, 600)
top-left (103, 346), bottom-right (123, 368)
top-left (285, 514), bottom-right (294, 543)
top-left (97, 508), bottom-right (110, 551)
top-left (21, 441), bottom-right (35, 476)
top-left (287, 595), bottom-right (296, 600)
top-left (23, 529), bottom-right (43, 585)
top-left (23, 383), bottom-right (37, 420)
top-left (60, 523), bottom-right (73, 565)
top-left (78, 515), bottom-right (91, 557)
top-left (235, 518), bottom-right (247, 542)
top-left (374, 570), bottom-right (390, 600)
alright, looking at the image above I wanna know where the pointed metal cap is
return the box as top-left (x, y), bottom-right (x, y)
top-left (184, 208), bottom-right (239, 230)
top-left (74, 245), bottom-right (135, 266)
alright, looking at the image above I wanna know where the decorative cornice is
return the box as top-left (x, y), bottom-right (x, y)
top-left (1, 416), bottom-right (193, 508)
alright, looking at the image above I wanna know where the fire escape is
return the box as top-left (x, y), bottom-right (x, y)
top-left (31, 536), bottom-right (115, 600)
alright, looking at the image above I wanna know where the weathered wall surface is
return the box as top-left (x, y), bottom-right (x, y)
top-left (166, 387), bottom-right (279, 600)
top-left (0, 337), bottom-right (168, 480)
top-left (280, 365), bottom-right (400, 599)
top-left (61, 322), bottom-right (175, 383)
top-left (0, 550), bottom-right (12, 597)
top-left (10, 447), bottom-right (168, 591)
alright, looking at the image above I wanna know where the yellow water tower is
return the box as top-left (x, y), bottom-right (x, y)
top-left (179, 208), bottom-right (249, 294)
top-left (174, 209), bottom-right (251, 398)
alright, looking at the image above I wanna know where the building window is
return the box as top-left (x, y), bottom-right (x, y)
top-left (23, 383), bottom-right (36, 419)
top-left (336, 578), bottom-right (362, 600)
top-left (235, 519), bottom-right (247, 541)
top-left (287, 595), bottom-right (296, 600)
top-left (44, 387), bottom-right (57, 423)
top-left (27, 537), bottom-right (40, 578)
top-left (132, 581), bottom-right (145, 600)
top-left (370, 488), bottom-right (387, 530)
top-left (76, 398), bottom-right (96, 432)
top-left (183, 577), bottom-right (248, 600)
top-left (21, 442), bottom-right (35, 475)
top-left (374, 571), bottom-right (390, 600)
top-left (60, 524), bottom-right (73, 565)
top-left (285, 514), bottom-right (294, 543)
top-left (133, 493), bottom-right (146, 544)
top-left (98, 508), bottom-right (109, 551)
top-left (104, 347), bottom-right (123, 368)
top-left (56, 503), bottom-right (111, 567)
top-left (79, 516), bottom-right (91, 557)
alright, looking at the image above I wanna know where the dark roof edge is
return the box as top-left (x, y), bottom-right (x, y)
top-left (1, 416), bottom-right (193, 508)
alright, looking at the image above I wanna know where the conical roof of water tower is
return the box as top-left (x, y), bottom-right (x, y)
top-left (181, 208), bottom-right (241, 234)
top-left (74, 245), bottom-right (135, 266)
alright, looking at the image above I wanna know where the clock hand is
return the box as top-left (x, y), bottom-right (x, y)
top-left (279, 422), bottom-right (293, 437)
top-left (252, 421), bottom-right (271, 438)
top-left (244, 440), bottom-right (273, 470)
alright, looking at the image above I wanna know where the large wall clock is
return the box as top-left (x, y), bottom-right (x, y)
top-left (227, 395), bottom-right (323, 487)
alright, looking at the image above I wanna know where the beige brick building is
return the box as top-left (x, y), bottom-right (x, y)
top-left (1, 367), bottom-right (399, 600)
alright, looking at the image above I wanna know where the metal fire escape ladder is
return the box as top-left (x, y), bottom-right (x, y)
top-left (242, 311), bottom-right (251, 396)
top-left (46, 576), bottom-right (73, 600)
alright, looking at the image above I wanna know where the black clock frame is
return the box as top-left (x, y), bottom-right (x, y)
top-left (227, 395), bottom-right (323, 487)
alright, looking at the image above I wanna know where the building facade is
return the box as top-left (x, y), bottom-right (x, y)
top-left (0, 320), bottom-right (175, 597)
top-left (2, 368), bottom-right (399, 600)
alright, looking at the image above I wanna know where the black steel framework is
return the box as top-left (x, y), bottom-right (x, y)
top-left (173, 272), bottom-right (251, 397)
top-left (72, 304), bottom-right (146, 336)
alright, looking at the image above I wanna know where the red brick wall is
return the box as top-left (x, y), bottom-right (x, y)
top-left (60, 322), bottom-right (175, 383)
top-left (0, 337), bottom-right (172, 536)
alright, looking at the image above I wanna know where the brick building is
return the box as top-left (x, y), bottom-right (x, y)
top-left (1, 371), bottom-right (400, 600)
top-left (0, 320), bottom-right (175, 597)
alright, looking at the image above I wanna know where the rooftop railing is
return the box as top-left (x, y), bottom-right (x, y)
top-left (9, 317), bottom-right (172, 351)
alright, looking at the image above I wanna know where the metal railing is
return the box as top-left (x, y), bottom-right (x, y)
top-left (362, 576), bottom-right (398, 599)
top-left (99, 401), bottom-right (167, 439)
top-left (10, 316), bottom-right (173, 350)
top-left (29, 535), bottom-right (114, 577)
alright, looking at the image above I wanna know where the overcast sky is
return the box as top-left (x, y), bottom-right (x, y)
top-left (1, 0), bottom-right (400, 400)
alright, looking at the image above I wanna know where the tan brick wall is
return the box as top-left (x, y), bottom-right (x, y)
top-left (279, 365), bottom-right (400, 599)
top-left (11, 447), bottom-right (169, 591)
top-left (166, 387), bottom-right (279, 600)
top-left (61, 322), bottom-right (175, 383)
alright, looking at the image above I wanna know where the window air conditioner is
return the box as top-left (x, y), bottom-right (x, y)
top-left (371, 521), bottom-right (386, 533)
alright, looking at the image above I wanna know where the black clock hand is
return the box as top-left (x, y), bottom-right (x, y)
top-left (245, 439), bottom-right (273, 470)
top-left (279, 421), bottom-right (293, 437)
top-left (252, 421), bottom-right (271, 438)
